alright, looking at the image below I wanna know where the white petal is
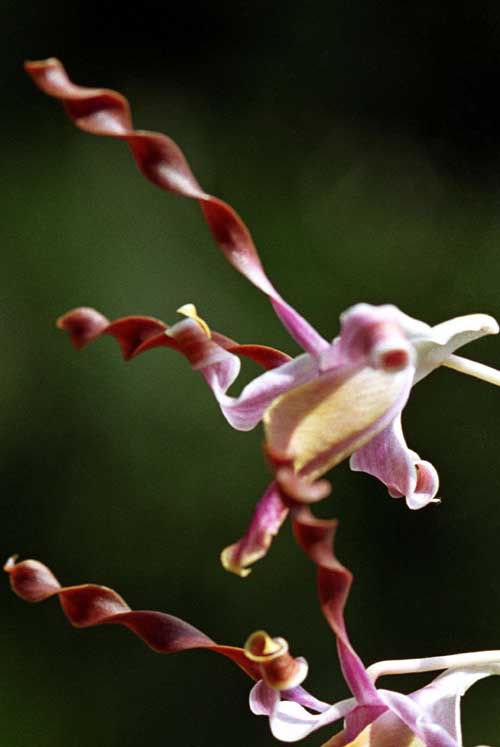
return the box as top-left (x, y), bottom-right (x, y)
top-left (270, 698), bottom-right (355, 742)
top-left (412, 313), bottom-right (499, 383)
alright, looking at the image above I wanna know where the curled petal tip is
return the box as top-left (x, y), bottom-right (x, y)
top-left (5, 557), bottom-right (61, 602)
top-left (474, 313), bottom-right (498, 335)
top-left (25, 58), bottom-right (328, 356)
top-left (245, 630), bottom-right (286, 660)
top-left (481, 314), bottom-right (499, 335)
top-left (220, 545), bottom-right (252, 578)
top-left (57, 307), bottom-right (110, 350)
top-left (244, 631), bottom-right (308, 691)
top-left (7, 557), bottom-right (261, 680)
top-left (406, 460), bottom-right (440, 510)
top-left (220, 484), bottom-right (288, 576)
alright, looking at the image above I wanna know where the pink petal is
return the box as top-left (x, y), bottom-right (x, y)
top-left (249, 681), bottom-right (280, 715)
top-left (409, 663), bottom-right (500, 744)
top-left (350, 416), bottom-right (440, 509)
top-left (220, 482), bottom-right (289, 577)
top-left (215, 353), bottom-right (319, 431)
top-left (333, 304), bottom-right (416, 371)
top-left (377, 689), bottom-right (457, 747)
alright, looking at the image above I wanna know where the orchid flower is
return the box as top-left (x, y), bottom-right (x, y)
top-left (254, 643), bottom-right (500, 746)
top-left (25, 59), bottom-right (500, 576)
top-left (248, 507), bottom-right (500, 747)
top-left (6, 524), bottom-right (499, 747)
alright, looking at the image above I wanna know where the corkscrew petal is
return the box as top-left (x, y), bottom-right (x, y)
top-left (25, 57), bottom-right (328, 359)
top-left (5, 556), bottom-right (333, 729)
top-left (4, 556), bottom-right (259, 679)
top-left (291, 507), bottom-right (381, 706)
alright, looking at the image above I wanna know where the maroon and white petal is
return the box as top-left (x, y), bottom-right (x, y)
top-left (349, 416), bottom-right (440, 510)
top-left (147, 321), bottom-right (315, 430)
top-left (292, 508), bottom-right (383, 707)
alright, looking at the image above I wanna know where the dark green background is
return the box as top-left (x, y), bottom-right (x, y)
top-left (2, 2), bottom-right (500, 744)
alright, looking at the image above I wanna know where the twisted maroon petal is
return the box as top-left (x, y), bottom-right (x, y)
top-left (291, 508), bottom-right (383, 710)
top-left (4, 557), bottom-right (260, 680)
top-left (26, 58), bottom-right (328, 357)
top-left (58, 306), bottom-right (290, 371)
top-left (57, 309), bottom-right (169, 359)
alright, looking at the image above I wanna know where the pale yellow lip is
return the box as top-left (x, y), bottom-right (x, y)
top-left (264, 365), bottom-right (410, 479)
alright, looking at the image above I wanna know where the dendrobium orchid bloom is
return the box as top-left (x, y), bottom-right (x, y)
top-left (25, 59), bottom-right (500, 576)
top-left (251, 507), bottom-right (500, 747)
top-left (6, 513), bottom-right (499, 747)
top-left (254, 646), bottom-right (500, 747)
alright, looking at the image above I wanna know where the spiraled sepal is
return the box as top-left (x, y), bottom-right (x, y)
top-left (291, 509), bottom-right (387, 736)
top-left (25, 58), bottom-right (327, 357)
top-left (5, 556), bottom-right (260, 680)
top-left (57, 306), bottom-right (291, 370)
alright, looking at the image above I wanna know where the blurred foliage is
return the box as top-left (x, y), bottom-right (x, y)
top-left (2, 1), bottom-right (500, 745)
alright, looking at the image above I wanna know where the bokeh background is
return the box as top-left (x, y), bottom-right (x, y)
top-left (2, 1), bottom-right (500, 744)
